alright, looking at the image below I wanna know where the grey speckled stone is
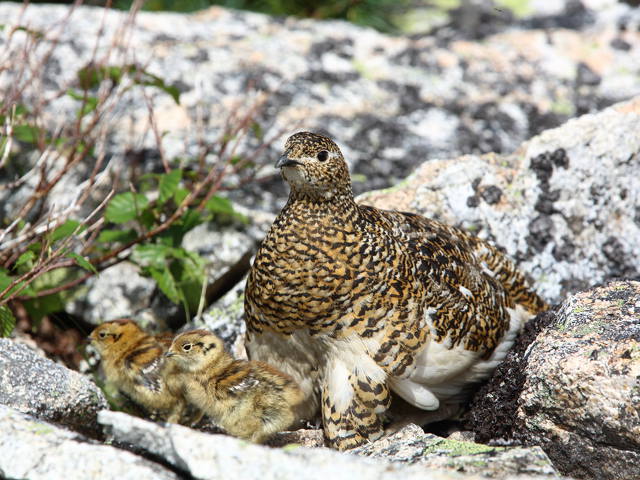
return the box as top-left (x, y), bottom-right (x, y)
top-left (352, 424), bottom-right (561, 479)
top-left (0, 339), bottom-right (108, 438)
top-left (1, 2), bottom-right (640, 216)
top-left (65, 261), bottom-right (157, 326)
top-left (469, 280), bottom-right (640, 480)
top-left (99, 410), bottom-right (503, 480)
top-left (0, 406), bottom-right (178, 480)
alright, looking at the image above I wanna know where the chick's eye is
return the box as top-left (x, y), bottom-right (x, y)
top-left (317, 150), bottom-right (328, 162)
top-left (182, 343), bottom-right (192, 352)
top-left (98, 332), bottom-right (107, 339)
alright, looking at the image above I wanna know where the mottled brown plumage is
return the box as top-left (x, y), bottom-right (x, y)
top-left (165, 330), bottom-right (303, 443)
top-left (245, 132), bottom-right (548, 450)
top-left (88, 319), bottom-right (190, 423)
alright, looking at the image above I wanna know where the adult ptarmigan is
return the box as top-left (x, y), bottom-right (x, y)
top-left (244, 131), bottom-right (547, 450)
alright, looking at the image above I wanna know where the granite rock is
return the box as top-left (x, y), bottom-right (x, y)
top-left (0, 339), bottom-right (108, 438)
top-left (468, 281), bottom-right (640, 479)
top-left (99, 409), bottom-right (552, 480)
top-left (1, 2), bottom-right (639, 214)
top-left (0, 405), bottom-right (178, 480)
top-left (65, 261), bottom-right (157, 326)
top-left (352, 424), bottom-right (561, 479)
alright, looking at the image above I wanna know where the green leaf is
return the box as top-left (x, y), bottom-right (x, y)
top-left (105, 192), bottom-right (150, 224)
top-left (137, 208), bottom-right (157, 230)
top-left (157, 209), bottom-right (202, 248)
top-left (14, 25), bottom-right (44, 39)
top-left (180, 208), bottom-right (203, 232)
top-left (78, 64), bottom-right (108, 90)
top-left (0, 306), bottom-right (16, 337)
top-left (66, 252), bottom-right (98, 274)
top-left (13, 124), bottom-right (41, 144)
top-left (15, 251), bottom-right (36, 268)
top-left (27, 242), bottom-right (42, 253)
top-left (0, 269), bottom-right (35, 299)
top-left (159, 169), bottom-right (182, 204)
top-left (148, 266), bottom-right (180, 304)
top-left (173, 187), bottom-right (189, 205)
top-left (205, 195), bottom-right (235, 215)
top-left (97, 229), bottom-right (138, 244)
top-left (132, 244), bottom-right (171, 269)
top-left (134, 69), bottom-right (181, 104)
top-left (51, 220), bottom-right (84, 243)
top-left (251, 121), bottom-right (263, 140)
top-left (66, 89), bottom-right (99, 117)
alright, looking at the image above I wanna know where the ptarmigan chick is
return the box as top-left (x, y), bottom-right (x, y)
top-left (165, 330), bottom-right (304, 443)
top-left (89, 319), bottom-right (189, 423)
top-left (244, 131), bottom-right (549, 450)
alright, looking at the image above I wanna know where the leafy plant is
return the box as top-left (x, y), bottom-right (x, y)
top-left (0, 3), bottom-right (276, 338)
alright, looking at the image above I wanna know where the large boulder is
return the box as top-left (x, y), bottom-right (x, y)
top-left (0, 1), bottom-right (639, 212)
top-left (468, 281), bottom-right (640, 479)
top-left (0, 405), bottom-right (179, 480)
top-left (352, 424), bottom-right (560, 478)
top-left (98, 410), bottom-right (557, 479)
top-left (0, 339), bottom-right (108, 438)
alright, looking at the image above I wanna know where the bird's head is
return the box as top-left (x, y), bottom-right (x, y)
top-left (88, 319), bottom-right (143, 354)
top-left (165, 330), bottom-right (225, 371)
top-left (277, 131), bottom-right (352, 201)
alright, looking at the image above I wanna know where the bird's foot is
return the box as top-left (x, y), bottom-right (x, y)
top-left (321, 361), bottom-right (391, 450)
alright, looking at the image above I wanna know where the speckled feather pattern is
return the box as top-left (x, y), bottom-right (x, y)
top-left (245, 132), bottom-right (547, 449)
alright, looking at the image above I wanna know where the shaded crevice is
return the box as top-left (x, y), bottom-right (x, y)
top-left (464, 308), bottom-right (558, 443)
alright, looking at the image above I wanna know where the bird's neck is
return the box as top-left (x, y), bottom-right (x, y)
top-left (285, 189), bottom-right (359, 215)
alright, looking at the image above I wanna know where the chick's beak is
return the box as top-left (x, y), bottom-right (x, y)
top-left (165, 351), bottom-right (176, 358)
top-left (275, 153), bottom-right (302, 169)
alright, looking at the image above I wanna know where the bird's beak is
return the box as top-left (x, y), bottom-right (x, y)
top-left (275, 153), bottom-right (302, 169)
top-left (165, 351), bottom-right (176, 358)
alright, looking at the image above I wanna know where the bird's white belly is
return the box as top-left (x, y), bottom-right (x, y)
top-left (390, 304), bottom-right (530, 410)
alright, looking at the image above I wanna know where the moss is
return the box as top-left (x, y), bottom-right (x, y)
top-left (352, 60), bottom-right (375, 80)
top-left (29, 424), bottom-right (55, 435)
top-left (423, 438), bottom-right (505, 457)
top-left (351, 173), bottom-right (368, 184)
top-left (495, 0), bottom-right (532, 18)
top-left (550, 98), bottom-right (575, 116)
top-left (282, 443), bottom-right (302, 451)
top-left (570, 319), bottom-right (607, 337)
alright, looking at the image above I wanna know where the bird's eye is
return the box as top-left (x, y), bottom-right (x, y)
top-left (98, 332), bottom-right (107, 339)
top-left (317, 150), bottom-right (329, 162)
top-left (182, 343), bottom-right (192, 352)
